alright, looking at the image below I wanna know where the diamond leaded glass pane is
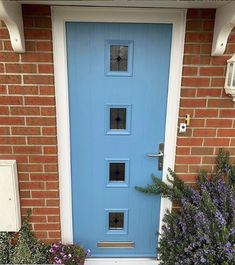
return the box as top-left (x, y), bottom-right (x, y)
top-left (110, 108), bottom-right (126, 130)
top-left (109, 163), bottom-right (125, 182)
top-left (109, 212), bottom-right (124, 230)
top-left (110, 45), bottom-right (128, 71)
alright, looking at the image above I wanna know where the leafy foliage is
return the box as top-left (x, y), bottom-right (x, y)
top-left (215, 149), bottom-right (235, 188)
top-left (0, 211), bottom-right (88, 264)
top-left (137, 149), bottom-right (235, 265)
top-left (0, 232), bottom-right (11, 264)
top-left (136, 168), bottom-right (193, 203)
top-left (9, 210), bottom-right (49, 264)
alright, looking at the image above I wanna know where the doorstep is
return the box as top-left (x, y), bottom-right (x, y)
top-left (85, 258), bottom-right (159, 265)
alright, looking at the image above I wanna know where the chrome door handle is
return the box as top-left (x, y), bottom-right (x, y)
top-left (146, 143), bottom-right (164, 170)
top-left (146, 150), bottom-right (164, 158)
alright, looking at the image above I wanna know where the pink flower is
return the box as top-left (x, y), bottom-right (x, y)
top-left (54, 257), bottom-right (62, 264)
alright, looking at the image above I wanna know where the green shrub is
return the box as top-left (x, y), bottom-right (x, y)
top-left (0, 211), bottom-right (88, 264)
top-left (9, 211), bottom-right (49, 264)
top-left (0, 232), bottom-right (11, 264)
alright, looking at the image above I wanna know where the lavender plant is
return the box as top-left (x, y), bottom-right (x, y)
top-left (137, 149), bottom-right (235, 264)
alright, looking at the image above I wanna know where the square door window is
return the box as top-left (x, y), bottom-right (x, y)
top-left (105, 40), bottom-right (133, 76)
top-left (105, 159), bottom-right (130, 187)
top-left (105, 209), bottom-right (128, 234)
top-left (105, 105), bottom-right (131, 135)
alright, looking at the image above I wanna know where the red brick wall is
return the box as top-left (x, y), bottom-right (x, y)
top-left (0, 6), bottom-right (234, 242)
top-left (176, 9), bottom-right (235, 183)
top-left (0, 5), bottom-right (60, 243)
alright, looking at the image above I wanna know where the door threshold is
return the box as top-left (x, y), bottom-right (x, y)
top-left (85, 258), bottom-right (159, 265)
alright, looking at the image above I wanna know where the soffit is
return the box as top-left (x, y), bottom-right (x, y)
top-left (16, 0), bottom-right (231, 9)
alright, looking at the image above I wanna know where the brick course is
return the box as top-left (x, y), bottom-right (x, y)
top-left (0, 5), bottom-right (234, 242)
top-left (176, 9), bottom-right (235, 183)
top-left (0, 5), bottom-right (59, 243)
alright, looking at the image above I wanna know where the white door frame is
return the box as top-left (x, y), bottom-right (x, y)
top-left (51, 6), bottom-right (186, 264)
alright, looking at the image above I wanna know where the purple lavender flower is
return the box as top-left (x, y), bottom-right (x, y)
top-left (158, 173), bottom-right (235, 264)
top-left (200, 256), bottom-right (206, 263)
top-left (190, 188), bottom-right (201, 206)
top-left (215, 210), bottom-right (226, 227)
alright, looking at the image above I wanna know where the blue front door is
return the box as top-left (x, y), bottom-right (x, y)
top-left (66, 22), bottom-right (172, 257)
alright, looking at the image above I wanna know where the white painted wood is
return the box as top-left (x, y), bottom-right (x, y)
top-left (52, 6), bottom-right (186, 263)
top-left (51, 11), bottom-right (74, 244)
top-left (85, 258), bottom-right (159, 265)
top-left (158, 8), bottom-right (186, 238)
top-left (212, 2), bottom-right (235, 55)
top-left (0, 160), bottom-right (21, 232)
top-left (18, 0), bottom-right (229, 8)
top-left (0, 0), bottom-right (25, 53)
top-left (224, 54), bottom-right (235, 101)
top-left (53, 6), bottom-right (186, 24)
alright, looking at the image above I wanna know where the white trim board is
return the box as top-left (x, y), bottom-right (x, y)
top-left (52, 6), bottom-right (186, 264)
top-left (85, 257), bottom-right (158, 263)
top-left (19, 0), bottom-right (229, 8)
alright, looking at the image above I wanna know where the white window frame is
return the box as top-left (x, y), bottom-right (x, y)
top-left (51, 6), bottom-right (186, 264)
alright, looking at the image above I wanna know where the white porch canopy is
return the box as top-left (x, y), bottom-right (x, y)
top-left (0, 0), bottom-right (235, 54)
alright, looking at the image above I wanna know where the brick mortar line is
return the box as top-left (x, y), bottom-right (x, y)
top-left (20, 180), bottom-right (58, 181)
top-left (185, 30), bottom-right (215, 33)
top-left (179, 105), bottom-right (233, 107)
top-left (4, 134), bottom-right (57, 136)
top-left (0, 73), bottom-right (54, 75)
top-left (24, 27), bottom-right (52, 30)
top-left (20, 194), bottom-right (60, 196)
top-left (3, 62), bottom-right (54, 65)
top-left (179, 106), bottom-right (234, 108)
top-left (0, 115), bottom-right (54, 117)
top-left (180, 87), bottom-right (226, 90)
top-left (181, 76), bottom-right (223, 78)
top-left (0, 51), bottom-right (53, 54)
top-left (0, 127), bottom-right (57, 129)
top-left (19, 172), bottom-right (58, 174)
top-left (3, 84), bottom-right (55, 87)
top-left (183, 65), bottom-right (226, 68)
top-left (175, 154), bottom-right (228, 157)
top-left (0, 106), bottom-right (56, 108)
